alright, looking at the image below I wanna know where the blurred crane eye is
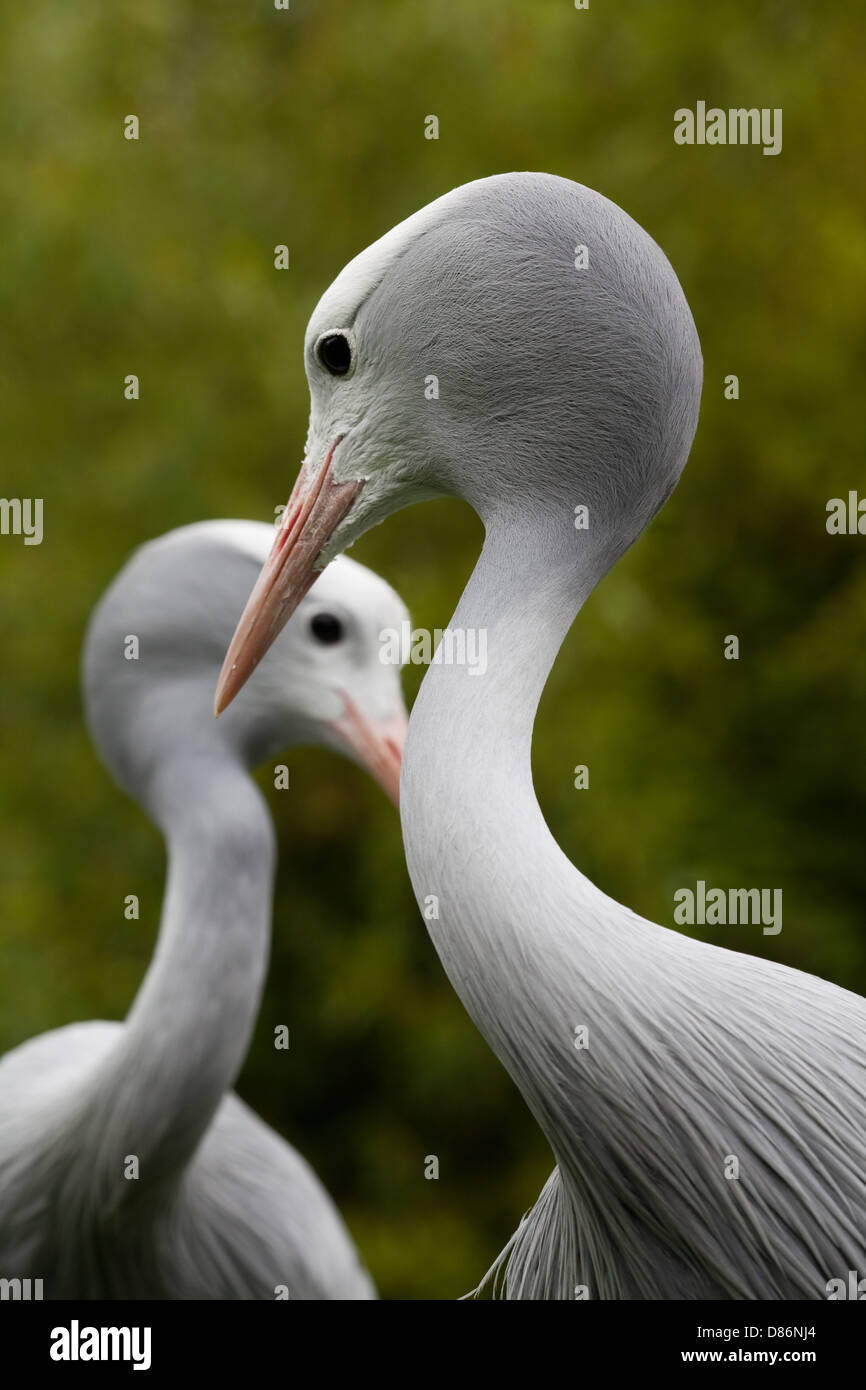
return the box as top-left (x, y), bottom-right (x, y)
top-left (310, 612), bottom-right (344, 644)
top-left (316, 332), bottom-right (353, 376)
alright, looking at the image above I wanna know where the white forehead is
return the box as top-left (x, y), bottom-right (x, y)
top-left (137, 519), bottom-right (407, 626)
top-left (145, 518), bottom-right (275, 565)
top-left (305, 181), bottom-right (477, 344)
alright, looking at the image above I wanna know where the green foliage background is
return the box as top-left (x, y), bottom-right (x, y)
top-left (1, 1), bottom-right (864, 1297)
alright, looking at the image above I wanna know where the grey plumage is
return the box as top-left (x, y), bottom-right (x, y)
top-left (220, 173), bottom-right (866, 1298)
top-left (0, 520), bottom-right (408, 1299)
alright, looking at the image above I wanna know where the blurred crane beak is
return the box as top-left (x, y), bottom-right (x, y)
top-left (330, 696), bottom-right (407, 806)
top-left (215, 439), bottom-right (363, 716)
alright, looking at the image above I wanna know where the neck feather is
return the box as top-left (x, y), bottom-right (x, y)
top-left (70, 754), bottom-right (275, 1210)
top-left (401, 516), bottom-right (633, 1135)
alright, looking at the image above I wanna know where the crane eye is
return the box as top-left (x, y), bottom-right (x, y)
top-left (315, 332), bottom-right (353, 377)
top-left (309, 611), bottom-right (344, 644)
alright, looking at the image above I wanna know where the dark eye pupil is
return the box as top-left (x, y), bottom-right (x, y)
top-left (317, 333), bottom-right (352, 376)
top-left (310, 612), bottom-right (344, 644)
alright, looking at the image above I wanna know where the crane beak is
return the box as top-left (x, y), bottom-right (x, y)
top-left (215, 440), bottom-right (363, 716)
top-left (330, 696), bottom-right (407, 806)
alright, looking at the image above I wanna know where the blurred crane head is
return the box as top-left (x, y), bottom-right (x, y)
top-left (83, 520), bottom-right (408, 814)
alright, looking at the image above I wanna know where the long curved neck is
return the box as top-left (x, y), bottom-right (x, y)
top-left (401, 514), bottom-right (634, 1141)
top-left (71, 754), bottom-right (275, 1211)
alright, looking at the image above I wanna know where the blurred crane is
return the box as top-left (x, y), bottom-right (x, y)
top-left (0, 520), bottom-right (408, 1298)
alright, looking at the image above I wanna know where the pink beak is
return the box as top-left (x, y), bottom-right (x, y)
top-left (330, 695), bottom-right (407, 806)
top-left (215, 439), bottom-right (363, 716)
